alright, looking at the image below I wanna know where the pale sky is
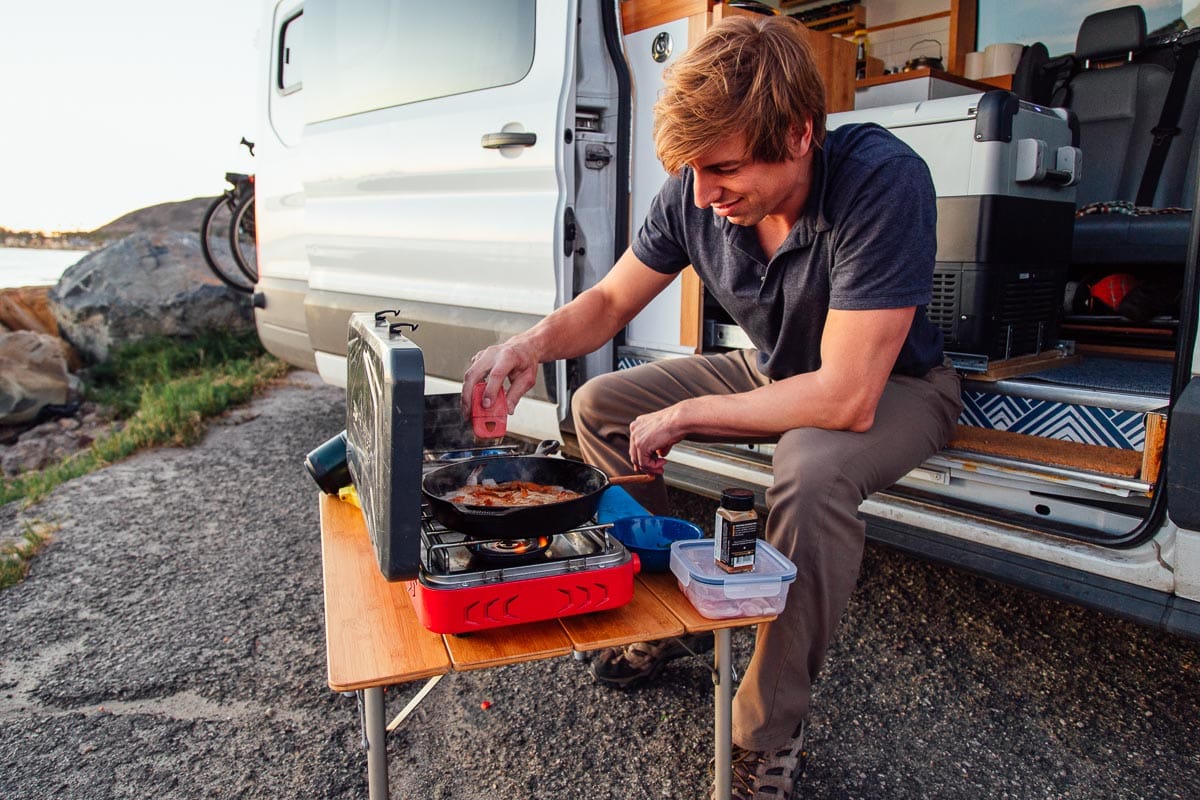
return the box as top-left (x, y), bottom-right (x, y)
top-left (5, 0), bottom-right (1197, 234)
top-left (0, 1), bottom-right (260, 233)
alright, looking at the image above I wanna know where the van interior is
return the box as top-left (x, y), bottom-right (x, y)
top-left (679, 5), bottom-right (1198, 548)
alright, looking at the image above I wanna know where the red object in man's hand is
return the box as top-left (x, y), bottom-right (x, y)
top-left (471, 383), bottom-right (507, 439)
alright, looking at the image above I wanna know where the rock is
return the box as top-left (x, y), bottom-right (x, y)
top-left (0, 287), bottom-right (84, 370)
top-left (0, 331), bottom-right (74, 425)
top-left (0, 401), bottom-right (115, 477)
top-left (90, 196), bottom-right (215, 240)
top-left (47, 231), bottom-right (253, 363)
top-left (0, 286), bottom-right (59, 336)
top-left (1, 436), bottom-right (50, 477)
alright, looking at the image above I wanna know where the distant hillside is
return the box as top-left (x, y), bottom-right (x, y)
top-left (90, 196), bottom-right (217, 240)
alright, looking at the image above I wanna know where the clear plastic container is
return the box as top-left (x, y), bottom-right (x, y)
top-left (669, 539), bottom-right (797, 619)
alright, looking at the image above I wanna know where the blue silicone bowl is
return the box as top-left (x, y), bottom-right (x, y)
top-left (609, 515), bottom-right (705, 572)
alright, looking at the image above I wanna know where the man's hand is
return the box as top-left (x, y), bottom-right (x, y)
top-left (628, 403), bottom-right (687, 475)
top-left (461, 338), bottom-right (540, 417)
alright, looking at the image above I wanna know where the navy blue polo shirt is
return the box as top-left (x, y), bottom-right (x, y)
top-left (632, 122), bottom-right (943, 379)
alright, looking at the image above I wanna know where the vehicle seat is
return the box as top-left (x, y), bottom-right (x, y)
top-left (1009, 42), bottom-right (1051, 103)
top-left (1067, 6), bottom-right (1200, 267)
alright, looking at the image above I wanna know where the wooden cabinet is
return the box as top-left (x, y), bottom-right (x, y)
top-left (621, 1), bottom-right (856, 113)
top-left (946, 0), bottom-right (977, 75)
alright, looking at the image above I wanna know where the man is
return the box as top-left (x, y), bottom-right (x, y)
top-left (463, 15), bottom-right (962, 799)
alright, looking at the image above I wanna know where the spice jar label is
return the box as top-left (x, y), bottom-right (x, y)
top-left (715, 514), bottom-right (757, 573)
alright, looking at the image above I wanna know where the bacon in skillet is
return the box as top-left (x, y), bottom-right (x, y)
top-left (444, 480), bottom-right (582, 507)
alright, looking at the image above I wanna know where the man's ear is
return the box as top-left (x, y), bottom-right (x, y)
top-left (789, 120), bottom-right (814, 159)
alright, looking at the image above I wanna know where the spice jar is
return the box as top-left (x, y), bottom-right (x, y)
top-left (714, 487), bottom-right (757, 573)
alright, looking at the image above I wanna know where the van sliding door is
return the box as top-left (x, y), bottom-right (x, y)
top-left (300, 0), bottom-right (577, 441)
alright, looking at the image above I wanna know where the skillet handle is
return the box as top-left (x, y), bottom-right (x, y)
top-left (609, 474), bottom-right (657, 486)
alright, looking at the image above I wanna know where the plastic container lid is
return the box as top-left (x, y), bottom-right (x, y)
top-left (670, 539), bottom-right (796, 599)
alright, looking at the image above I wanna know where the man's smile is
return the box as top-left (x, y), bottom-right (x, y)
top-left (712, 199), bottom-right (741, 216)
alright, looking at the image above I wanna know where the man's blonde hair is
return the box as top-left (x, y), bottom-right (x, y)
top-left (653, 15), bottom-right (827, 174)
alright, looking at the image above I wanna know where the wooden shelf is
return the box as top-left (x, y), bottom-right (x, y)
top-left (786, 4), bottom-right (866, 37)
top-left (854, 66), bottom-right (998, 92)
top-left (977, 73), bottom-right (1013, 90)
top-left (865, 10), bottom-right (950, 34)
top-left (804, 6), bottom-right (866, 36)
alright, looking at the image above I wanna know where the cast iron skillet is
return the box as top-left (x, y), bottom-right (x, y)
top-left (421, 455), bottom-right (614, 538)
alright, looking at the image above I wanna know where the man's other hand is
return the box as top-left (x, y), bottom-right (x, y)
top-left (628, 404), bottom-right (686, 475)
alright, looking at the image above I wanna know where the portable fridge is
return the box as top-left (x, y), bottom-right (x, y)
top-left (830, 91), bottom-right (1081, 366)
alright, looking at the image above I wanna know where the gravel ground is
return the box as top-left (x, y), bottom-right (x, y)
top-left (2, 371), bottom-right (1199, 799)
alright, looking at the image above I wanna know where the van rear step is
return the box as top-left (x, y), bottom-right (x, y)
top-left (961, 357), bottom-right (1169, 454)
top-left (946, 425), bottom-right (1151, 481)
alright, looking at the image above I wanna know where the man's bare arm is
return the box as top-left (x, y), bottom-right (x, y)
top-left (463, 248), bottom-right (676, 412)
top-left (628, 307), bottom-right (915, 472)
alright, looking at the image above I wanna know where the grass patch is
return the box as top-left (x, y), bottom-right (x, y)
top-left (0, 520), bottom-right (57, 591)
top-left (0, 330), bottom-right (289, 509)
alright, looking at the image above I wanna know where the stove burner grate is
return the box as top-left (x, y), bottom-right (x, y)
top-left (467, 536), bottom-right (553, 563)
top-left (423, 444), bottom-right (523, 463)
top-left (418, 504), bottom-right (620, 583)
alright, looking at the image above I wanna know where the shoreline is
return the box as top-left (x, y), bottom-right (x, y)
top-left (1, 239), bottom-right (102, 252)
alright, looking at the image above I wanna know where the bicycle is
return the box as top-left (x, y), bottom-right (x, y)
top-left (227, 178), bottom-right (257, 286)
top-left (200, 137), bottom-right (256, 293)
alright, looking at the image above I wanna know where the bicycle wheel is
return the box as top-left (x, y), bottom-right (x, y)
top-left (228, 192), bottom-right (258, 285)
top-left (200, 194), bottom-right (253, 293)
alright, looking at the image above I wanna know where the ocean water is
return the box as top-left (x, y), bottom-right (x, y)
top-left (0, 246), bottom-right (91, 290)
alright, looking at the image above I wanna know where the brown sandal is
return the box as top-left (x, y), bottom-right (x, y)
top-left (589, 633), bottom-right (714, 689)
top-left (723, 721), bottom-right (808, 800)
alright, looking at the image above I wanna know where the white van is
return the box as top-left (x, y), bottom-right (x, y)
top-left (252, 0), bottom-right (1200, 638)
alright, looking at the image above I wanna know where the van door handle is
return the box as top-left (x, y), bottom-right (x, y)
top-left (481, 132), bottom-right (537, 149)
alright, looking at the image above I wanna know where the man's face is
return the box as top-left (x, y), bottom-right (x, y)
top-left (687, 128), bottom-right (812, 227)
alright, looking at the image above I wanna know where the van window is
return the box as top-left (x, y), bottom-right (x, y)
top-left (305, 0), bottom-right (536, 123)
top-left (278, 11), bottom-right (303, 94)
top-left (977, 0), bottom-right (1183, 54)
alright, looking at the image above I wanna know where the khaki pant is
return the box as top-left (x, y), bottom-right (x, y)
top-left (571, 350), bottom-right (962, 750)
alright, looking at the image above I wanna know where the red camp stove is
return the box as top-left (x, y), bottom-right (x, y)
top-left (409, 497), bottom-right (639, 634)
top-left (340, 311), bottom-right (639, 636)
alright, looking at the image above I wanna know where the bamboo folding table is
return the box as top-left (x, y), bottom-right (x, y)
top-left (319, 494), bottom-right (779, 800)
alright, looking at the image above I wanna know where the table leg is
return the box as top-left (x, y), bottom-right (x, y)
top-left (363, 687), bottom-right (390, 799)
top-left (713, 627), bottom-right (733, 800)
